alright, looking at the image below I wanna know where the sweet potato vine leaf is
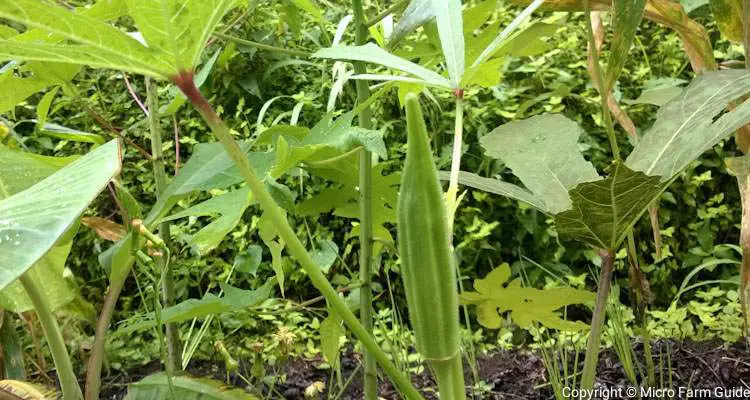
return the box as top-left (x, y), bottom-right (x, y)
top-left (460, 264), bottom-right (595, 331)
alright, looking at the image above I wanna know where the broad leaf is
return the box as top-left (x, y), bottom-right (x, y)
top-left (604, 0), bottom-right (646, 91)
top-left (313, 44), bottom-right (451, 88)
top-left (0, 243), bottom-right (74, 313)
top-left (460, 264), bottom-right (594, 331)
top-left (0, 62), bottom-right (80, 114)
top-left (234, 245), bottom-right (263, 276)
top-left (432, 0), bottom-right (464, 87)
top-left (0, 140), bottom-right (120, 290)
top-left (554, 163), bottom-right (663, 250)
top-left (311, 239), bottom-right (338, 273)
top-left (709, 0), bottom-right (743, 42)
top-left (125, 373), bottom-right (257, 400)
top-left (320, 310), bottom-right (343, 368)
top-left (161, 188), bottom-right (252, 255)
top-left (626, 70), bottom-right (750, 181)
top-left (480, 114), bottom-right (600, 214)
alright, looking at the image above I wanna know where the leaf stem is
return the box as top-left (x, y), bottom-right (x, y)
top-left (446, 96), bottom-right (465, 230)
top-left (213, 33), bottom-right (311, 57)
top-left (19, 273), bottom-right (83, 400)
top-left (352, 0), bottom-right (378, 398)
top-left (146, 77), bottom-right (182, 374)
top-left (580, 249), bottom-right (615, 389)
top-left (173, 73), bottom-right (424, 400)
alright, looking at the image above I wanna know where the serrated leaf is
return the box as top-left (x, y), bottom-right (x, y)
top-left (555, 163), bottom-right (663, 250)
top-left (626, 70), bottom-right (750, 181)
top-left (125, 373), bottom-right (257, 400)
top-left (460, 264), bottom-right (594, 331)
top-left (313, 43), bottom-right (451, 88)
top-left (480, 114), bottom-right (600, 214)
top-left (161, 187), bottom-right (252, 255)
top-left (0, 140), bottom-right (121, 290)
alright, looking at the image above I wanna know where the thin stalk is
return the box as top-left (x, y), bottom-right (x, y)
top-left (365, 0), bottom-right (409, 28)
top-left (446, 97), bottom-right (464, 229)
top-left (352, 0), bottom-right (378, 398)
top-left (584, 1), bottom-right (620, 161)
top-left (580, 250), bottom-right (615, 389)
top-left (213, 33), bottom-right (311, 57)
top-left (741, 0), bottom-right (750, 340)
top-left (430, 355), bottom-right (466, 400)
top-left (173, 74), bottom-right (424, 400)
top-left (19, 273), bottom-right (83, 400)
top-left (146, 78), bottom-right (182, 374)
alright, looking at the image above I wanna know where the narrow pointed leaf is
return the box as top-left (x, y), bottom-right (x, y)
top-left (0, 140), bottom-right (121, 289)
top-left (390, 0), bottom-right (433, 47)
top-left (439, 171), bottom-right (549, 213)
top-left (432, 0), bottom-right (464, 87)
top-left (480, 114), bottom-right (600, 214)
top-left (626, 70), bottom-right (750, 181)
top-left (554, 163), bottom-right (663, 250)
top-left (313, 44), bottom-right (451, 88)
top-left (604, 0), bottom-right (646, 91)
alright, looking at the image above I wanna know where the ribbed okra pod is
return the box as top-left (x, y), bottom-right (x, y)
top-left (398, 94), bottom-right (465, 399)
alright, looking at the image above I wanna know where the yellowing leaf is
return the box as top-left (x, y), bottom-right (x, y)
top-left (82, 217), bottom-right (126, 242)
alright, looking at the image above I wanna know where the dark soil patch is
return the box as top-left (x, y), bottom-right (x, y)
top-left (97, 339), bottom-right (750, 399)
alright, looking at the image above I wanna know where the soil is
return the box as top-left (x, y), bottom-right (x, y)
top-left (97, 339), bottom-right (750, 399)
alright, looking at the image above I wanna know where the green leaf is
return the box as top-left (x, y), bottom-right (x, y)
top-left (35, 87), bottom-right (59, 130)
top-left (0, 62), bottom-right (80, 114)
top-left (709, 0), bottom-right (743, 42)
top-left (38, 123), bottom-right (106, 145)
top-left (125, 373), bottom-right (257, 400)
top-left (0, 140), bottom-right (121, 290)
top-left (126, 280), bottom-right (275, 331)
top-left (0, 243), bottom-right (74, 313)
top-left (390, 0), bottom-right (432, 47)
top-left (312, 239), bottom-right (338, 273)
top-left (319, 310), bottom-right (343, 367)
top-left (622, 78), bottom-right (686, 106)
top-left (479, 114), bottom-right (600, 214)
top-left (234, 245), bottom-right (263, 276)
top-left (432, 0), bottom-right (464, 87)
top-left (440, 171), bottom-right (549, 213)
top-left (460, 263), bottom-right (594, 331)
top-left (0, 314), bottom-right (26, 380)
top-left (626, 70), bottom-right (750, 181)
top-left (604, 0), bottom-right (646, 92)
top-left (313, 44), bottom-right (451, 88)
top-left (161, 188), bottom-right (252, 255)
top-left (290, 0), bottom-right (325, 22)
top-left (555, 163), bottom-right (663, 250)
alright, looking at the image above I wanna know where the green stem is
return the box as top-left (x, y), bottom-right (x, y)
top-left (429, 355), bottom-right (466, 400)
top-left (580, 250), bottom-right (614, 389)
top-left (352, 0), bottom-right (378, 398)
top-left (146, 77), bottom-right (182, 374)
top-left (174, 75), bottom-right (424, 400)
top-left (446, 97), bottom-right (464, 230)
top-left (19, 273), bottom-right (83, 400)
top-left (213, 33), bottom-right (311, 57)
top-left (365, 0), bottom-right (409, 28)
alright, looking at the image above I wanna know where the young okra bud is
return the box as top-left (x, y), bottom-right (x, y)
top-left (397, 93), bottom-right (460, 362)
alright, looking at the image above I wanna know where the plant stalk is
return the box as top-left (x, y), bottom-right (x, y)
top-left (430, 355), bottom-right (466, 400)
top-left (146, 77), bottom-right (182, 374)
top-left (580, 249), bottom-right (615, 389)
top-left (19, 273), bottom-right (83, 400)
top-left (352, 0), bottom-right (378, 398)
top-left (446, 96), bottom-right (465, 230)
top-left (213, 32), bottom-right (311, 57)
top-left (365, 0), bottom-right (409, 28)
top-left (174, 74), bottom-right (424, 400)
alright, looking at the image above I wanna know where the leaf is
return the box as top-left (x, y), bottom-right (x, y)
top-left (161, 187), bottom-right (252, 255)
top-left (0, 140), bottom-right (121, 290)
top-left (709, 0), bottom-right (743, 42)
top-left (312, 240), bottom-right (338, 273)
top-left (0, 62), bottom-right (80, 114)
top-left (38, 123), bottom-right (106, 145)
top-left (625, 70), bottom-right (750, 181)
top-left (319, 310), bottom-right (343, 367)
top-left (479, 114), bottom-right (600, 214)
top-left (555, 163), bottom-right (663, 250)
top-left (460, 264), bottom-right (594, 331)
top-left (0, 315), bottom-right (26, 380)
top-left (604, 0), bottom-right (646, 92)
top-left (622, 77), bottom-right (686, 106)
top-left (290, 0), bottom-right (325, 22)
top-left (390, 0), bottom-right (433, 47)
top-left (82, 217), bottom-right (126, 242)
top-left (35, 87), bottom-right (59, 130)
top-left (126, 280), bottom-right (275, 331)
top-left (125, 373), bottom-right (257, 400)
top-left (432, 0), bottom-right (464, 87)
top-left (681, 0), bottom-right (709, 13)
top-left (234, 245), bottom-right (263, 276)
top-left (0, 380), bottom-right (54, 400)
top-left (439, 171), bottom-right (549, 213)
top-left (313, 43), bottom-right (451, 88)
